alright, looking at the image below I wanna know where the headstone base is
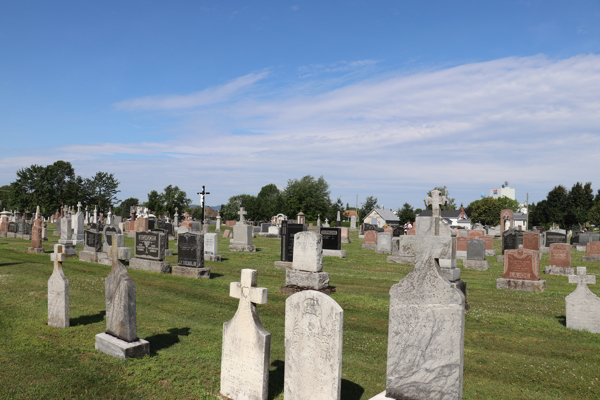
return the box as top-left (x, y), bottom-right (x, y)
top-left (362, 243), bottom-right (376, 250)
top-left (97, 252), bottom-right (112, 265)
top-left (376, 249), bottom-right (392, 255)
top-left (129, 258), bottom-right (171, 273)
top-left (228, 244), bottom-right (257, 252)
top-left (387, 255), bottom-right (415, 264)
top-left (95, 333), bottom-right (149, 359)
top-left (172, 266), bottom-right (211, 279)
top-left (127, 232), bottom-right (136, 238)
top-left (266, 233), bottom-right (281, 239)
top-left (205, 254), bottom-right (222, 262)
top-left (323, 249), bottom-right (347, 258)
top-left (441, 267), bottom-right (461, 281)
top-left (496, 255), bottom-right (504, 262)
top-left (27, 247), bottom-right (44, 254)
top-left (450, 279), bottom-right (469, 311)
top-left (485, 249), bottom-right (497, 257)
top-left (7, 232), bottom-right (16, 238)
top-left (341, 238), bottom-right (351, 244)
top-left (456, 250), bottom-right (467, 259)
top-left (545, 266), bottom-right (575, 276)
top-left (496, 278), bottom-right (547, 293)
top-left (280, 285), bottom-right (336, 295)
top-left (285, 270), bottom-right (329, 290)
top-left (274, 261), bottom-right (293, 270)
top-left (358, 234), bottom-right (364, 239)
top-left (583, 256), bottom-right (600, 262)
top-left (576, 245), bottom-right (587, 252)
top-left (540, 247), bottom-right (549, 254)
top-left (0, 232), bottom-right (6, 238)
top-left (79, 250), bottom-right (99, 263)
top-left (463, 260), bottom-right (489, 270)
top-left (165, 249), bottom-right (173, 256)
top-left (71, 239), bottom-right (84, 246)
top-left (22, 234), bottom-right (31, 240)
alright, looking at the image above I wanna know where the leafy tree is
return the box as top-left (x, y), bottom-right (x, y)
top-left (221, 194), bottom-right (257, 221)
top-left (589, 203), bottom-right (600, 226)
top-left (545, 185), bottom-right (568, 228)
top-left (329, 197), bottom-right (345, 222)
top-left (0, 185), bottom-right (12, 210)
top-left (255, 183), bottom-right (283, 221)
top-left (146, 190), bottom-right (163, 215)
top-left (397, 203), bottom-right (416, 225)
top-left (426, 186), bottom-right (456, 210)
top-left (564, 182), bottom-right (594, 229)
top-left (468, 197), bottom-right (520, 226)
top-left (529, 200), bottom-right (549, 228)
top-left (281, 176), bottom-right (331, 220)
top-left (83, 172), bottom-right (120, 214)
top-left (162, 185), bottom-right (191, 218)
top-left (359, 196), bottom-right (378, 220)
top-left (118, 197), bottom-right (140, 218)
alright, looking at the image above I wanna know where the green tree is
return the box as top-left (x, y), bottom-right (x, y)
top-left (564, 182), bottom-right (594, 229)
top-left (359, 196), bottom-right (378, 220)
top-left (118, 197), bottom-right (140, 218)
top-left (162, 185), bottom-right (191, 218)
top-left (545, 185), bottom-right (568, 228)
top-left (146, 190), bottom-right (163, 215)
top-left (397, 203), bottom-right (416, 225)
top-left (281, 176), bottom-right (331, 220)
top-left (329, 197), bottom-right (345, 222)
top-left (589, 203), bottom-right (600, 226)
top-left (426, 186), bottom-right (456, 210)
top-left (83, 172), bottom-right (120, 213)
top-left (255, 183), bottom-right (283, 221)
top-left (529, 200), bottom-right (549, 228)
top-left (0, 185), bottom-right (12, 210)
top-left (468, 197), bottom-right (520, 226)
top-left (221, 194), bottom-right (257, 221)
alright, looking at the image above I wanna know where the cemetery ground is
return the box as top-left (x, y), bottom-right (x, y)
top-left (1, 227), bottom-right (599, 400)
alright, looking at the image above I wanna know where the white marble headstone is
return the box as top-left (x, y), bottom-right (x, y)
top-left (48, 244), bottom-right (69, 328)
top-left (292, 231), bottom-right (323, 272)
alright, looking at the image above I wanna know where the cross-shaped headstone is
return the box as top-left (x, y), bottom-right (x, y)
top-left (51, 243), bottom-right (66, 267)
top-left (77, 202), bottom-right (82, 213)
top-left (424, 189), bottom-right (448, 218)
top-left (568, 267), bottom-right (596, 287)
top-left (237, 207), bottom-right (247, 224)
top-left (230, 269), bottom-right (268, 308)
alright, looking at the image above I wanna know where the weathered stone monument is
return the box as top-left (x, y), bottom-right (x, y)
top-left (340, 226), bottom-right (351, 243)
top-left (228, 207), bottom-right (257, 252)
top-left (204, 232), bottom-right (221, 262)
top-left (376, 232), bottom-right (393, 255)
top-left (79, 227), bottom-right (103, 263)
top-left (58, 213), bottom-right (77, 257)
top-left (282, 231), bottom-right (332, 294)
top-left (350, 215), bottom-right (357, 230)
top-left (220, 269), bottom-right (270, 400)
top-left (129, 231), bottom-right (171, 273)
top-left (71, 202), bottom-right (84, 245)
top-left (371, 234), bottom-right (465, 400)
top-left (95, 235), bottom-right (149, 359)
top-left (173, 232), bottom-right (210, 278)
top-left (28, 206), bottom-right (44, 254)
top-left (464, 238), bottom-right (488, 270)
top-left (565, 267), bottom-right (599, 333)
top-left (0, 209), bottom-right (10, 237)
top-left (284, 290), bottom-right (344, 400)
top-left (544, 243), bottom-right (573, 275)
top-left (48, 244), bottom-right (69, 328)
top-left (523, 231), bottom-right (540, 251)
top-left (496, 249), bottom-right (547, 292)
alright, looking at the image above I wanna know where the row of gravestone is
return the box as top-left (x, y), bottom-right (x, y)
top-left (280, 221), bottom-right (344, 262)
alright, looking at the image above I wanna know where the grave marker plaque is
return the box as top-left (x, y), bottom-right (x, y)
top-left (504, 249), bottom-right (540, 280)
top-left (135, 231), bottom-right (164, 260)
top-left (85, 230), bottom-right (102, 252)
top-left (544, 231), bottom-right (567, 247)
top-left (280, 221), bottom-right (305, 262)
top-left (8, 222), bottom-right (17, 233)
top-left (321, 227), bottom-right (341, 250)
top-left (178, 232), bottom-right (204, 268)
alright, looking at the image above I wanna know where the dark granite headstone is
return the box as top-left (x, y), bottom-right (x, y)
top-left (572, 231), bottom-right (580, 244)
top-left (103, 225), bottom-right (119, 246)
top-left (517, 231), bottom-right (524, 246)
top-left (84, 229), bottom-right (102, 252)
top-left (147, 219), bottom-right (156, 230)
top-left (177, 232), bottom-right (204, 268)
top-left (321, 227), bottom-right (342, 250)
top-left (503, 229), bottom-right (518, 253)
top-left (579, 232), bottom-right (600, 246)
top-left (467, 239), bottom-right (485, 260)
top-left (151, 228), bottom-right (169, 250)
top-left (191, 221), bottom-right (201, 232)
top-left (17, 219), bottom-right (24, 234)
top-left (8, 222), bottom-right (17, 233)
top-left (261, 223), bottom-right (272, 233)
top-left (24, 223), bottom-right (32, 235)
top-left (280, 221), bottom-right (305, 262)
top-left (135, 231), bottom-right (165, 260)
top-left (392, 225), bottom-right (405, 237)
top-left (544, 231), bottom-right (567, 247)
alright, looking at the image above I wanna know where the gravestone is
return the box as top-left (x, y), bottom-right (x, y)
top-left (502, 229), bottom-right (518, 254)
top-left (362, 230), bottom-right (377, 250)
top-left (543, 230), bottom-right (567, 247)
top-left (72, 202), bottom-right (84, 245)
top-left (7, 221), bottom-right (17, 238)
top-left (277, 221), bottom-right (305, 269)
top-left (96, 236), bottom-right (149, 359)
top-left (467, 230), bottom-right (485, 239)
top-left (284, 290), bottom-right (343, 400)
top-left (282, 231), bottom-right (331, 293)
top-left (48, 244), bottom-right (69, 328)
top-left (58, 217), bottom-right (77, 257)
top-left (220, 269), bottom-right (270, 400)
top-left (578, 232), bottom-right (600, 246)
top-left (566, 267), bottom-right (599, 333)
top-left (497, 249), bottom-right (546, 292)
top-left (321, 227), bottom-right (346, 258)
top-left (350, 215), bottom-right (357, 230)
top-left (260, 223), bottom-right (272, 233)
top-left (103, 225), bottom-right (121, 251)
top-left (545, 243), bottom-right (573, 275)
top-left (392, 225), bottom-right (404, 237)
top-left (229, 210), bottom-right (256, 252)
top-left (173, 232), bottom-right (210, 278)
top-left (376, 232), bottom-right (393, 255)
top-left (382, 235), bottom-right (464, 400)
top-left (129, 231), bottom-right (170, 273)
top-left (455, 236), bottom-right (468, 258)
top-left (340, 226), bottom-right (351, 243)
top-left (523, 232), bottom-right (540, 251)
top-left (80, 228), bottom-right (103, 263)
top-left (28, 207), bottom-right (44, 254)
top-left (204, 232), bottom-right (221, 262)
top-left (151, 227), bottom-right (171, 256)
top-left (583, 242), bottom-right (600, 262)
top-left (464, 239), bottom-right (488, 270)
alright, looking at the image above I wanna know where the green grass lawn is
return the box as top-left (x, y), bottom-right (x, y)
top-left (1, 226), bottom-right (599, 399)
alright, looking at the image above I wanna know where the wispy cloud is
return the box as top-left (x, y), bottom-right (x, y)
top-left (4, 55), bottom-right (600, 207)
top-left (113, 71), bottom-right (270, 111)
top-left (298, 59), bottom-right (379, 78)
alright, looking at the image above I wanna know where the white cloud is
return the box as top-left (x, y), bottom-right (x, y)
top-left (4, 55), bottom-right (600, 207)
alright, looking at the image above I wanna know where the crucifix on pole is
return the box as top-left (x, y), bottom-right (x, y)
top-left (197, 186), bottom-right (210, 223)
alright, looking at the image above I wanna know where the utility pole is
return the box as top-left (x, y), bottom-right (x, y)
top-left (197, 186), bottom-right (210, 223)
top-left (525, 192), bottom-right (529, 230)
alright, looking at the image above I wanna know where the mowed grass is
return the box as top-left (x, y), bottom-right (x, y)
top-left (0, 226), bottom-right (599, 400)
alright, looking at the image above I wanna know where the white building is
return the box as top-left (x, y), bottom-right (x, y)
top-left (489, 186), bottom-right (516, 200)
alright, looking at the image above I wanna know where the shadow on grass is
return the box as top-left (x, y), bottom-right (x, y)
top-left (341, 378), bottom-right (365, 400)
top-left (210, 273), bottom-right (224, 279)
top-left (268, 360), bottom-right (284, 400)
top-left (145, 327), bottom-right (191, 356)
top-left (556, 315), bottom-right (566, 327)
top-left (71, 310), bottom-right (106, 326)
top-left (0, 262), bottom-right (24, 267)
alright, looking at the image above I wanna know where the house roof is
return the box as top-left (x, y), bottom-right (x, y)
top-left (343, 210), bottom-right (357, 218)
top-left (419, 210), bottom-right (462, 218)
top-left (370, 208), bottom-right (399, 221)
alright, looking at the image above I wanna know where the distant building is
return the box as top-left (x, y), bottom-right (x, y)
top-left (489, 186), bottom-right (516, 200)
top-left (418, 207), bottom-right (471, 229)
top-left (363, 208), bottom-right (400, 227)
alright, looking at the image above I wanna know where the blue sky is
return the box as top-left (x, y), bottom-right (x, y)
top-left (1, 1), bottom-right (600, 210)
